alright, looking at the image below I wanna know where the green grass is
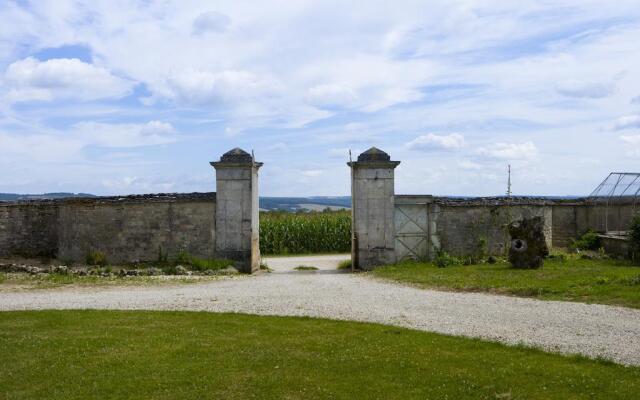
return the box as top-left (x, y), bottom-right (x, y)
top-left (260, 210), bottom-right (350, 255)
top-left (294, 265), bottom-right (318, 271)
top-left (0, 273), bottom-right (222, 291)
top-left (373, 255), bottom-right (640, 308)
top-left (0, 311), bottom-right (638, 399)
top-left (170, 250), bottom-right (234, 272)
top-left (338, 259), bottom-right (352, 270)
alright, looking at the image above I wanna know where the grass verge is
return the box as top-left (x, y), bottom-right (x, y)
top-left (294, 265), bottom-right (318, 271)
top-left (0, 273), bottom-right (224, 291)
top-left (373, 255), bottom-right (640, 308)
top-left (0, 310), bottom-right (638, 399)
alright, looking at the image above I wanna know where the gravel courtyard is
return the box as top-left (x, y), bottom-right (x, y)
top-left (2, 254), bottom-right (639, 366)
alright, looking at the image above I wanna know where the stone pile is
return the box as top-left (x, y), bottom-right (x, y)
top-left (0, 263), bottom-right (239, 277)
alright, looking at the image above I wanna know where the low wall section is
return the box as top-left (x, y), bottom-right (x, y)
top-left (0, 193), bottom-right (216, 264)
top-left (392, 196), bottom-right (636, 260)
top-left (0, 201), bottom-right (59, 258)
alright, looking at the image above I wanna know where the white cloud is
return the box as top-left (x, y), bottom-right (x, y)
top-left (267, 142), bottom-right (288, 151)
top-left (160, 69), bottom-right (278, 106)
top-left (302, 169), bottom-right (323, 177)
top-left (620, 135), bottom-right (640, 145)
top-left (306, 84), bottom-right (357, 107)
top-left (613, 114), bottom-right (640, 130)
top-left (476, 141), bottom-right (538, 161)
top-left (73, 120), bottom-right (177, 148)
top-left (458, 160), bottom-right (482, 170)
top-left (101, 176), bottom-right (175, 193)
top-left (3, 57), bottom-right (133, 102)
top-left (555, 80), bottom-right (614, 99)
top-left (620, 135), bottom-right (640, 158)
top-left (192, 12), bottom-right (231, 35)
top-left (406, 133), bottom-right (465, 151)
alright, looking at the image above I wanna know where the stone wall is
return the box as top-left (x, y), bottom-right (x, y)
top-left (0, 193), bottom-right (216, 264)
top-left (0, 201), bottom-right (59, 258)
top-left (432, 198), bottom-right (554, 258)
top-left (390, 196), bottom-right (639, 259)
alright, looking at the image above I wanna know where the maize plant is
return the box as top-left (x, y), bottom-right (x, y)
top-left (260, 210), bottom-right (351, 255)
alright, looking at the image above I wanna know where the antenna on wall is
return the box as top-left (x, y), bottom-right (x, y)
top-left (506, 164), bottom-right (512, 198)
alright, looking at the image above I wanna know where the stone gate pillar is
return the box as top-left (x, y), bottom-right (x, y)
top-left (348, 147), bottom-right (400, 269)
top-left (211, 148), bottom-right (263, 273)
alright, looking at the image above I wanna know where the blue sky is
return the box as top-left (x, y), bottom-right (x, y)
top-left (1, 0), bottom-right (640, 197)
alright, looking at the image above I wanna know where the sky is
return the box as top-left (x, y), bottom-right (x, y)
top-left (1, 1), bottom-right (640, 197)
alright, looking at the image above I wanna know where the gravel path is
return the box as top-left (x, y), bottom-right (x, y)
top-left (1, 257), bottom-right (639, 366)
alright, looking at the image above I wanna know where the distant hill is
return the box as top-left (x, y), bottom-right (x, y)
top-left (0, 192), bottom-right (96, 201)
top-left (260, 196), bottom-right (351, 211)
top-left (0, 192), bottom-right (350, 211)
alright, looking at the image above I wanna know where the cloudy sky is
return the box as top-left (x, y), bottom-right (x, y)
top-left (1, 1), bottom-right (640, 197)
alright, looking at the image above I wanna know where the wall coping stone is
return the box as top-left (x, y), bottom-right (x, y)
top-left (0, 192), bottom-right (216, 206)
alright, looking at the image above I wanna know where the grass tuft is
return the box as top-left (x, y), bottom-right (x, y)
top-left (294, 265), bottom-right (318, 271)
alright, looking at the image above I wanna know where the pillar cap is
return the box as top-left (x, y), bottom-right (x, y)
top-left (210, 147), bottom-right (262, 168)
top-left (348, 147), bottom-right (400, 168)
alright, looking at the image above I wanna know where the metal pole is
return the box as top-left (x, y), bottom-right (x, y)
top-left (349, 150), bottom-right (356, 272)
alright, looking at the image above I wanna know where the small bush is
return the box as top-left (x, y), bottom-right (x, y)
top-left (548, 252), bottom-right (567, 262)
top-left (294, 265), bottom-right (318, 271)
top-left (337, 259), bottom-right (352, 270)
top-left (569, 230), bottom-right (601, 251)
top-left (86, 250), bottom-right (107, 266)
top-left (434, 251), bottom-right (462, 268)
top-left (629, 215), bottom-right (640, 262)
top-left (189, 257), bottom-right (233, 272)
top-left (626, 274), bottom-right (640, 286)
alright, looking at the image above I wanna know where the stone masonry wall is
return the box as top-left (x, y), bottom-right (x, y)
top-left (432, 198), bottom-right (553, 257)
top-left (0, 201), bottom-right (59, 258)
top-left (0, 193), bottom-right (216, 264)
top-left (57, 193), bottom-right (216, 264)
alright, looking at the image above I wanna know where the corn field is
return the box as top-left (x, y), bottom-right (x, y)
top-left (260, 210), bottom-right (351, 255)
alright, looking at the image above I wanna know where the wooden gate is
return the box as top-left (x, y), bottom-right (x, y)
top-left (394, 196), bottom-right (431, 262)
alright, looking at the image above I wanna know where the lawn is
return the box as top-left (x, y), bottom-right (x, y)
top-left (373, 255), bottom-right (640, 308)
top-left (0, 311), bottom-right (638, 399)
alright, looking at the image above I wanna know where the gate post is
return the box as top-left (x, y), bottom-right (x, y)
top-left (211, 148), bottom-right (263, 273)
top-left (348, 147), bottom-right (400, 270)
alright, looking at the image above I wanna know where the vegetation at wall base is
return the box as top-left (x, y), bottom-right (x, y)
top-left (337, 259), bottom-right (352, 270)
top-left (569, 230), bottom-right (602, 251)
top-left (260, 210), bottom-right (350, 255)
top-left (294, 265), bottom-right (318, 271)
top-left (374, 253), bottom-right (640, 308)
top-left (171, 249), bottom-right (233, 272)
top-left (0, 310), bottom-right (638, 399)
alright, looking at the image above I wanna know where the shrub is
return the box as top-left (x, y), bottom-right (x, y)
top-left (627, 274), bottom-right (640, 286)
top-left (169, 249), bottom-right (233, 272)
top-left (434, 251), bottom-right (462, 268)
top-left (569, 230), bottom-right (601, 251)
top-left (189, 257), bottom-right (233, 272)
top-left (629, 215), bottom-right (640, 252)
top-left (294, 265), bottom-right (318, 271)
top-left (337, 259), bottom-right (352, 270)
top-left (86, 250), bottom-right (107, 266)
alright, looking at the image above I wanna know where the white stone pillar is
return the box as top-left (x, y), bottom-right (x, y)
top-left (211, 148), bottom-right (263, 273)
top-left (348, 147), bottom-right (400, 269)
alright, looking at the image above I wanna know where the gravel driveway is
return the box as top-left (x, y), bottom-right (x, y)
top-left (2, 254), bottom-right (639, 366)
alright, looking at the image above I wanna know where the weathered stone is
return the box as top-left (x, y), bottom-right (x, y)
top-left (348, 147), bottom-right (400, 270)
top-left (175, 265), bottom-right (188, 275)
top-left (211, 147), bottom-right (262, 273)
top-left (508, 216), bottom-right (549, 269)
